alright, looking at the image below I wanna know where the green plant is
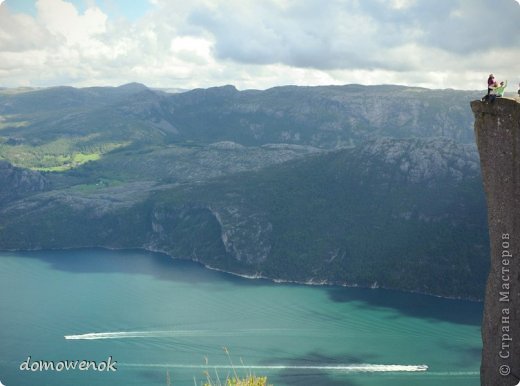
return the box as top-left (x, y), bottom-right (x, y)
top-left (200, 348), bottom-right (272, 386)
top-left (222, 375), bottom-right (269, 386)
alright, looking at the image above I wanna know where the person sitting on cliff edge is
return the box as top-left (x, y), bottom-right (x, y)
top-left (482, 77), bottom-right (507, 103)
top-left (487, 74), bottom-right (495, 96)
top-left (494, 80), bottom-right (507, 97)
top-left (482, 74), bottom-right (497, 102)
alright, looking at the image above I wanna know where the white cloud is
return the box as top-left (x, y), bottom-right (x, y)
top-left (36, 0), bottom-right (107, 43)
top-left (389, 0), bottom-right (416, 10)
top-left (170, 36), bottom-right (213, 64)
top-left (0, 0), bottom-right (519, 90)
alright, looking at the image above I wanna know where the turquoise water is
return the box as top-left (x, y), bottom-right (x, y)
top-left (0, 249), bottom-right (482, 386)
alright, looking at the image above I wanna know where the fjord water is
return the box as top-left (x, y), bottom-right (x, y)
top-left (0, 249), bottom-right (481, 386)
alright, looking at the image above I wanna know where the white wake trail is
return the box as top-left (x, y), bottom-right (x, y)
top-left (121, 363), bottom-right (429, 373)
top-left (65, 330), bottom-right (213, 340)
top-left (64, 329), bottom-right (290, 340)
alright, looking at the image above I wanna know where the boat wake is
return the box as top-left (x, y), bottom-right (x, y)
top-left (120, 363), bottom-right (429, 373)
top-left (64, 329), bottom-right (290, 340)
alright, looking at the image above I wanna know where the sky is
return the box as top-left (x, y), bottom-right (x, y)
top-left (0, 0), bottom-right (519, 91)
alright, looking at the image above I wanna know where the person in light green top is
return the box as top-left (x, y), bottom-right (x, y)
top-left (493, 80), bottom-right (507, 97)
top-left (483, 80), bottom-right (508, 102)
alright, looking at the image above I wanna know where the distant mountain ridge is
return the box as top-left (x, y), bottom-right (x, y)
top-left (0, 83), bottom-right (480, 150)
top-left (0, 83), bottom-right (489, 299)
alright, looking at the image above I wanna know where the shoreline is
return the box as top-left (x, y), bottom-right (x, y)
top-left (0, 244), bottom-right (483, 302)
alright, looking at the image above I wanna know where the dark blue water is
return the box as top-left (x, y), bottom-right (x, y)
top-left (0, 249), bottom-right (482, 385)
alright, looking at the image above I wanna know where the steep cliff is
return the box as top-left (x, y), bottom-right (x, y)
top-left (0, 138), bottom-right (489, 298)
top-left (471, 98), bottom-right (520, 386)
top-left (0, 160), bottom-right (49, 202)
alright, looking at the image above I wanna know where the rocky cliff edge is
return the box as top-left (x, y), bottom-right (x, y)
top-left (471, 97), bottom-right (520, 386)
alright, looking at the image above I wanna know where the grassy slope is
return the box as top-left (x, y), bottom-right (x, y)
top-left (0, 84), bottom-right (481, 174)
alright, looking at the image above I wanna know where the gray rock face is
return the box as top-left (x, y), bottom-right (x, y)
top-left (358, 137), bottom-right (479, 184)
top-left (209, 205), bottom-right (272, 264)
top-left (471, 98), bottom-right (520, 386)
top-left (0, 160), bottom-right (49, 202)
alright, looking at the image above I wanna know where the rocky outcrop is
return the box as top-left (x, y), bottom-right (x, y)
top-left (358, 137), bottom-right (479, 184)
top-left (471, 98), bottom-right (520, 386)
top-left (0, 160), bottom-right (49, 203)
top-left (208, 205), bottom-right (272, 264)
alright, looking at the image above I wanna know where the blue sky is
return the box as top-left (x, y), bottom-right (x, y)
top-left (0, 0), bottom-right (519, 90)
top-left (4, 0), bottom-right (152, 21)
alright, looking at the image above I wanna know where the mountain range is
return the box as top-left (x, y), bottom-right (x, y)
top-left (0, 83), bottom-right (488, 298)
